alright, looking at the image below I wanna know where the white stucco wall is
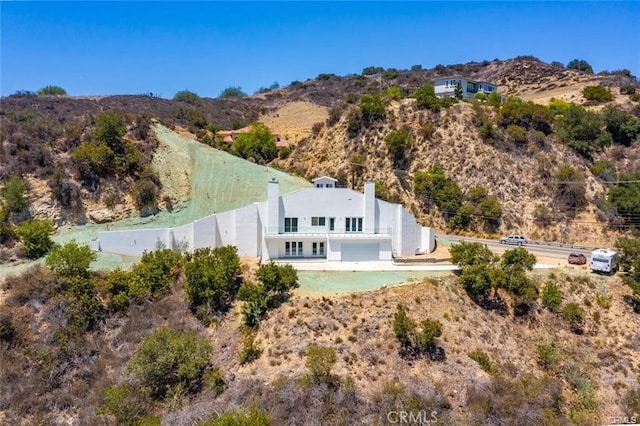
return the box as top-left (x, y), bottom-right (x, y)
top-left (234, 204), bottom-right (261, 257)
top-left (193, 214), bottom-right (218, 250)
top-left (97, 228), bottom-right (171, 256)
top-left (172, 222), bottom-right (193, 251)
top-left (420, 227), bottom-right (436, 253)
top-left (281, 189), bottom-right (366, 233)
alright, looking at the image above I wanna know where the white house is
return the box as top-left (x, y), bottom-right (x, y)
top-left (433, 76), bottom-right (497, 100)
top-left (91, 177), bottom-right (435, 262)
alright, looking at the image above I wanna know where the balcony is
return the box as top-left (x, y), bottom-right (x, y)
top-left (264, 226), bottom-right (391, 238)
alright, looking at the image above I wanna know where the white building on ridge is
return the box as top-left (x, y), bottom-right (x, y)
top-left (434, 76), bottom-right (498, 100)
top-left (92, 177), bottom-right (435, 262)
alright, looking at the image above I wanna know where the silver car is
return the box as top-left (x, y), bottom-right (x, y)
top-left (499, 235), bottom-right (527, 246)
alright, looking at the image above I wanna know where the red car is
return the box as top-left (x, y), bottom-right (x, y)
top-left (568, 253), bottom-right (587, 265)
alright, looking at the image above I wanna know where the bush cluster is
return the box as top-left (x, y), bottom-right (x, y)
top-left (393, 304), bottom-right (444, 360)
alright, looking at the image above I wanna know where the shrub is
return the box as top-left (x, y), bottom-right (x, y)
top-left (132, 177), bottom-right (160, 215)
top-left (562, 303), bottom-right (586, 333)
top-left (96, 383), bottom-right (152, 424)
top-left (536, 341), bottom-right (559, 371)
top-left (468, 349), bottom-right (494, 374)
top-left (590, 160), bottom-right (617, 181)
top-left (16, 219), bottom-right (55, 258)
top-left (582, 85), bottom-right (613, 103)
top-left (359, 94), bottom-right (386, 123)
top-left (128, 327), bottom-right (212, 399)
top-left (200, 405), bottom-right (271, 426)
top-left (64, 276), bottom-right (101, 334)
top-left (414, 319), bottom-right (442, 352)
top-left (413, 84), bottom-right (441, 112)
top-left (173, 90), bottom-right (202, 106)
top-left (620, 85), bottom-right (636, 95)
top-left (255, 262), bottom-right (299, 296)
top-left (608, 172), bottom-right (640, 227)
top-left (554, 165), bottom-right (587, 209)
top-left (384, 86), bottom-right (404, 100)
top-left (1, 175), bottom-right (29, 215)
top-left (305, 344), bottom-right (337, 383)
top-left (45, 241), bottom-right (96, 278)
top-left (94, 112), bottom-right (128, 156)
top-left (219, 86), bottom-right (246, 98)
top-left (498, 100), bottom-right (553, 134)
top-left (184, 246), bottom-right (240, 317)
top-left (506, 125), bottom-right (528, 145)
top-left (393, 304), bottom-right (415, 347)
top-left (548, 98), bottom-right (572, 116)
top-left (36, 85), bottom-right (67, 96)
top-left (541, 281), bottom-right (563, 312)
top-left (233, 123), bottom-right (278, 164)
top-left (362, 66), bottom-right (385, 76)
top-left (384, 128), bottom-right (413, 168)
top-left (238, 329), bottom-right (260, 365)
top-left (602, 106), bottom-right (640, 147)
top-left (71, 142), bottom-right (114, 180)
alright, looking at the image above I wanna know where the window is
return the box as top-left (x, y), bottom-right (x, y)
top-left (285, 241), bottom-right (303, 256)
top-left (312, 242), bottom-right (325, 256)
top-left (284, 217), bottom-right (298, 233)
top-left (327, 183), bottom-right (333, 188)
top-left (316, 183), bottom-right (323, 188)
top-left (329, 218), bottom-right (335, 231)
top-left (345, 217), bottom-right (363, 232)
top-left (311, 217), bottom-right (326, 227)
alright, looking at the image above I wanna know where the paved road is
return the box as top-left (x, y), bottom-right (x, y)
top-left (439, 234), bottom-right (597, 260)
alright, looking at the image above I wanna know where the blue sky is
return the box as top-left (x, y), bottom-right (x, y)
top-left (2, 1), bottom-right (639, 98)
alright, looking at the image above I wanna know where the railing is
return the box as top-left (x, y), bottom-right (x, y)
top-left (264, 226), bottom-right (392, 236)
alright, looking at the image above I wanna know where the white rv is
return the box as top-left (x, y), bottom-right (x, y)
top-left (589, 248), bottom-right (618, 273)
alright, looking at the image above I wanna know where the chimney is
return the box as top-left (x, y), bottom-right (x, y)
top-left (267, 178), bottom-right (279, 234)
top-left (364, 180), bottom-right (375, 234)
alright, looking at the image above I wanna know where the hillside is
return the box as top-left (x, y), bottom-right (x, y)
top-left (2, 56), bottom-right (639, 254)
top-left (1, 55), bottom-right (640, 425)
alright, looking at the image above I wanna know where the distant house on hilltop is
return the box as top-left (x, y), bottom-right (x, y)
top-left (434, 76), bottom-right (498, 100)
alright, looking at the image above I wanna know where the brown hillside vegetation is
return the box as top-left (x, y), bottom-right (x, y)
top-left (1, 257), bottom-right (639, 424)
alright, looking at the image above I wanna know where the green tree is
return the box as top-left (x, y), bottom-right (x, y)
top-left (132, 248), bottom-right (183, 296)
top-left (608, 173), bottom-right (640, 226)
top-left (128, 327), bottom-right (212, 399)
top-left (384, 128), bottom-right (413, 168)
top-left (1, 175), bottom-right (29, 215)
top-left (393, 304), bottom-right (415, 347)
top-left (555, 105), bottom-right (612, 159)
top-left (45, 241), bottom-right (96, 277)
top-left (359, 94), bottom-right (386, 123)
top-left (184, 246), bottom-right (241, 316)
top-left (497, 100), bottom-right (553, 134)
top-left (305, 344), bottom-right (337, 383)
top-left (541, 281), bottom-right (563, 312)
top-left (36, 85), bottom-right (67, 96)
top-left (255, 262), bottom-right (299, 297)
top-left (94, 112), bottom-right (128, 156)
top-left (16, 219), bottom-right (55, 258)
top-left (219, 86), bottom-right (246, 98)
top-left (566, 59), bottom-right (593, 74)
top-left (414, 318), bottom-right (442, 352)
top-left (602, 106), bottom-right (640, 147)
top-left (233, 123), bottom-right (278, 164)
top-left (413, 84), bottom-right (441, 112)
top-left (582, 85), bottom-right (614, 103)
top-left (173, 90), bottom-right (202, 106)
top-left (454, 82), bottom-right (463, 100)
top-left (449, 241), bottom-right (495, 267)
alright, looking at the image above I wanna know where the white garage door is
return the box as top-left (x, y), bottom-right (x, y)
top-left (341, 242), bottom-right (380, 262)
